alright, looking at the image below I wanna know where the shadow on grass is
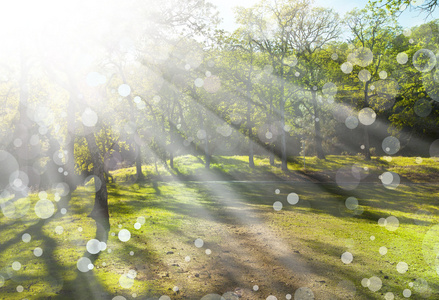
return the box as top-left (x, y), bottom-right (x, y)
top-left (108, 170), bottom-right (439, 298)
top-left (3, 160), bottom-right (438, 299)
top-left (0, 191), bottom-right (116, 300)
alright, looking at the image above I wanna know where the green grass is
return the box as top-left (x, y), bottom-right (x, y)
top-left (0, 155), bottom-right (438, 299)
top-left (111, 155), bottom-right (439, 183)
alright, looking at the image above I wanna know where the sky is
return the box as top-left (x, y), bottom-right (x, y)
top-left (210, 0), bottom-right (439, 33)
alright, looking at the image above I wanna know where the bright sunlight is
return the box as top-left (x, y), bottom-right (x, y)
top-left (1, 0), bottom-right (439, 299)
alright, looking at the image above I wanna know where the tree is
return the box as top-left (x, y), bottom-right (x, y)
top-left (288, 6), bottom-right (341, 159)
top-left (372, 0), bottom-right (439, 15)
top-left (344, 4), bottom-right (399, 160)
top-left (246, 0), bottom-right (310, 171)
top-left (222, 11), bottom-right (263, 168)
top-left (389, 20), bottom-right (439, 154)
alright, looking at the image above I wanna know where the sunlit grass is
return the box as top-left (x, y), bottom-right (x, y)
top-left (1, 155), bottom-right (439, 299)
top-left (109, 155), bottom-right (439, 183)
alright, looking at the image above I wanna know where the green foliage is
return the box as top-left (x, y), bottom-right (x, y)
top-left (74, 127), bottom-right (128, 174)
top-left (371, 0), bottom-right (438, 15)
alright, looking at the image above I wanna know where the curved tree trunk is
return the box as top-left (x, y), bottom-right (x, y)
top-left (85, 132), bottom-right (110, 232)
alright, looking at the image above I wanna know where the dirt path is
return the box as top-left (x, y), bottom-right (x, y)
top-left (145, 179), bottom-right (355, 300)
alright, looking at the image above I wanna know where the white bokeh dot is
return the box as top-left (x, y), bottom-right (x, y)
top-left (194, 238), bottom-right (204, 248)
top-left (34, 199), bottom-right (55, 219)
top-left (81, 108), bottom-right (98, 127)
top-left (384, 292), bottom-right (394, 300)
top-left (12, 261), bottom-right (21, 271)
top-left (118, 84), bottom-right (131, 97)
top-left (273, 201), bottom-right (283, 211)
top-left (345, 197), bottom-right (358, 210)
top-left (385, 216), bottom-right (399, 231)
top-left (397, 262), bottom-right (408, 274)
top-left (77, 257), bottom-right (92, 272)
top-left (397, 52), bottom-right (408, 64)
top-left (341, 252), bottom-right (353, 264)
top-left (119, 273), bottom-right (134, 288)
top-left (194, 78), bottom-right (204, 87)
top-left (34, 247), bottom-right (43, 257)
top-left (55, 226), bottom-right (63, 234)
top-left (287, 193), bottom-right (299, 205)
top-left (368, 276), bottom-right (382, 292)
top-left (86, 239), bottom-right (101, 254)
top-left (22, 233), bottom-right (31, 243)
top-left (118, 229), bottom-right (131, 242)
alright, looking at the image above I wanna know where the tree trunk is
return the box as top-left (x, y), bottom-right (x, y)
top-left (14, 51), bottom-right (30, 168)
top-left (312, 91), bottom-right (326, 159)
top-left (248, 129), bottom-right (254, 168)
top-left (279, 66), bottom-right (288, 171)
top-left (269, 144), bottom-right (275, 166)
top-left (135, 141), bottom-right (145, 182)
top-left (65, 93), bottom-right (79, 191)
top-left (247, 105), bottom-right (254, 168)
top-left (119, 68), bottom-right (145, 182)
top-left (280, 107), bottom-right (288, 171)
top-left (85, 132), bottom-right (110, 231)
top-left (204, 132), bottom-right (210, 169)
top-left (169, 122), bottom-right (174, 169)
top-left (363, 81), bottom-right (371, 161)
top-left (170, 152), bottom-right (174, 169)
top-left (246, 49), bottom-right (255, 168)
top-left (363, 126), bottom-right (371, 160)
top-left (205, 152), bottom-right (211, 169)
top-left (268, 92), bottom-right (275, 166)
top-left (161, 115), bottom-right (168, 166)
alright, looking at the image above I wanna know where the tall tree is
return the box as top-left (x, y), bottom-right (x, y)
top-left (344, 4), bottom-right (399, 160)
top-left (288, 6), bottom-right (341, 159)
top-left (249, 0), bottom-right (310, 171)
top-left (224, 11), bottom-right (263, 168)
top-left (389, 21), bottom-right (439, 153)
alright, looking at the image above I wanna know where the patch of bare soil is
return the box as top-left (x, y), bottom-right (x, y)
top-left (140, 196), bottom-right (358, 300)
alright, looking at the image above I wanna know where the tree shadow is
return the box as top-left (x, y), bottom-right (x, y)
top-left (2, 164), bottom-right (438, 299)
top-left (0, 191), bottom-right (115, 299)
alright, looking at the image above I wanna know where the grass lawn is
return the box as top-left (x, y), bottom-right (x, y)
top-left (0, 155), bottom-right (438, 299)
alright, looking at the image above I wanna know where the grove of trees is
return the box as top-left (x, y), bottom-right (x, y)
top-left (1, 0), bottom-right (438, 230)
